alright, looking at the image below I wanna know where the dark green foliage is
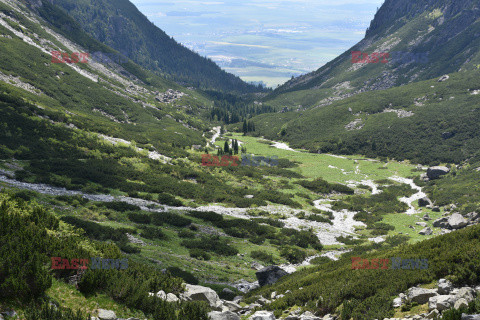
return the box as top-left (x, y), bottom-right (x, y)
top-left (178, 229), bottom-right (196, 239)
top-left (336, 235), bottom-right (365, 245)
top-left (189, 248), bottom-right (211, 261)
top-left (279, 246), bottom-right (307, 264)
top-left (254, 218), bottom-right (285, 228)
top-left (310, 256), bottom-right (332, 265)
top-left (296, 178), bottom-right (354, 194)
top-left (60, 216), bottom-right (132, 243)
top-left (140, 226), bottom-right (167, 240)
top-left (181, 235), bottom-right (238, 256)
top-left (152, 212), bottom-right (192, 227)
top-left (0, 195), bottom-right (55, 300)
top-left (306, 214), bottom-right (333, 225)
top-left (104, 201), bottom-right (140, 212)
top-left (187, 210), bottom-right (223, 223)
top-left (166, 267), bottom-right (199, 285)
top-left (25, 302), bottom-right (90, 320)
top-left (246, 224), bottom-right (480, 320)
top-left (128, 212), bottom-right (152, 224)
top-left (250, 250), bottom-right (276, 264)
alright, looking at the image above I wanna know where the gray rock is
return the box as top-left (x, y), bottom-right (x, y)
top-left (249, 310), bottom-right (276, 320)
top-left (156, 290), bottom-right (166, 299)
top-left (432, 207), bottom-right (441, 212)
top-left (423, 214), bottom-right (432, 221)
top-left (416, 222), bottom-right (428, 227)
top-left (208, 311), bottom-right (241, 320)
top-left (438, 279), bottom-right (453, 294)
top-left (97, 309), bottom-right (116, 320)
top-left (285, 316), bottom-right (299, 320)
top-left (427, 166), bottom-right (450, 180)
top-left (233, 296), bottom-right (243, 304)
top-left (256, 266), bottom-right (288, 287)
top-left (456, 287), bottom-right (475, 302)
top-left (455, 298), bottom-right (469, 309)
top-left (435, 295), bottom-right (454, 311)
top-left (322, 315), bottom-right (336, 320)
top-left (438, 75), bottom-right (450, 82)
top-left (408, 287), bottom-right (437, 304)
top-left (419, 227), bottom-right (433, 235)
top-left (426, 309), bottom-right (439, 319)
top-left (222, 300), bottom-right (242, 312)
top-left (299, 311), bottom-right (321, 320)
top-left (166, 293), bottom-right (179, 302)
top-left (393, 297), bottom-right (403, 308)
top-left (448, 213), bottom-right (468, 230)
top-left (462, 314), bottom-right (480, 320)
top-left (433, 217), bottom-right (449, 228)
top-left (182, 284), bottom-right (221, 309)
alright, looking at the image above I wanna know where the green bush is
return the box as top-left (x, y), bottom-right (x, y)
top-left (189, 248), bottom-right (211, 261)
top-left (250, 250), bottom-right (276, 264)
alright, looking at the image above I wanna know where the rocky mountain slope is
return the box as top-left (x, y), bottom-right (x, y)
top-left (265, 0), bottom-right (480, 108)
top-left (25, 0), bottom-right (263, 93)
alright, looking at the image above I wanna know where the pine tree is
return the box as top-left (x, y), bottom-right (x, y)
top-left (243, 120), bottom-right (247, 135)
top-left (224, 140), bottom-right (229, 154)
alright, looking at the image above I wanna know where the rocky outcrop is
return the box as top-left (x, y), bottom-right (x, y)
top-left (181, 284), bottom-right (222, 309)
top-left (447, 213), bottom-right (468, 229)
top-left (256, 266), bottom-right (288, 287)
top-left (419, 227), bottom-right (433, 235)
top-left (249, 311), bottom-right (276, 320)
top-left (407, 287), bottom-right (438, 304)
top-left (208, 311), bottom-right (241, 320)
top-left (97, 309), bottom-right (116, 320)
top-left (426, 166), bottom-right (450, 180)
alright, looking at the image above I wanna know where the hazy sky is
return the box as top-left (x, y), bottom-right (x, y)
top-left (131, 0), bottom-right (385, 87)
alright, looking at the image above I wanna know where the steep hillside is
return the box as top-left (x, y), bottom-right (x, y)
top-left (25, 0), bottom-right (263, 93)
top-left (265, 0), bottom-right (480, 108)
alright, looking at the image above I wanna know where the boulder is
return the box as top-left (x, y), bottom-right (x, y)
top-left (419, 227), bottom-right (433, 235)
top-left (249, 311), bottom-right (276, 320)
top-left (438, 279), bottom-right (453, 294)
top-left (433, 217), bottom-right (449, 228)
top-left (426, 309), bottom-right (439, 319)
top-left (285, 316), bottom-right (299, 320)
top-left (427, 166), bottom-right (450, 180)
top-left (256, 266), bottom-right (288, 287)
top-left (222, 300), bottom-right (242, 312)
top-left (182, 284), bottom-right (221, 309)
top-left (432, 206), bottom-right (441, 212)
top-left (156, 290), bottom-right (166, 299)
top-left (166, 293), bottom-right (179, 302)
top-left (407, 287), bottom-right (437, 304)
top-left (416, 222), bottom-right (428, 227)
top-left (97, 309), bottom-right (116, 320)
top-left (455, 298), bottom-right (469, 309)
top-left (438, 75), bottom-right (450, 82)
top-left (456, 287), bottom-right (475, 303)
top-left (418, 197), bottom-right (432, 207)
top-left (393, 297), bottom-right (403, 308)
top-left (448, 213), bottom-right (468, 230)
top-left (462, 314), bottom-right (480, 320)
top-left (299, 311), bottom-right (321, 320)
top-left (208, 311), bottom-right (241, 320)
top-left (435, 295), bottom-right (454, 311)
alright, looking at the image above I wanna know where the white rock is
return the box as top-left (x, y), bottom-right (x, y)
top-left (97, 309), bottom-right (116, 320)
top-left (249, 310), bottom-right (276, 320)
top-left (166, 293), bottom-right (179, 302)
